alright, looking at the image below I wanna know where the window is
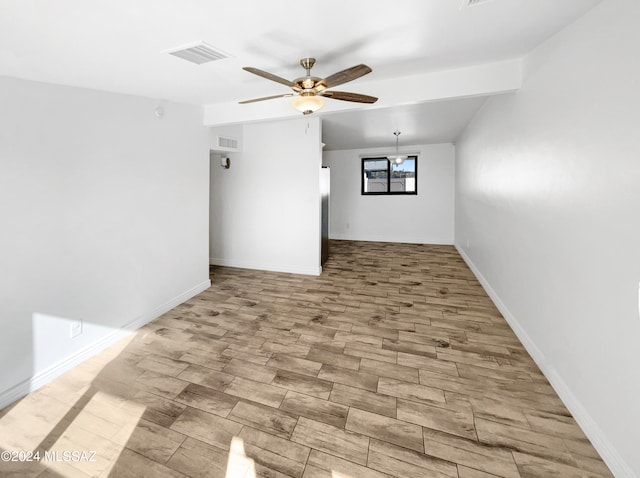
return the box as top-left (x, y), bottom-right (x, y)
top-left (361, 156), bottom-right (417, 195)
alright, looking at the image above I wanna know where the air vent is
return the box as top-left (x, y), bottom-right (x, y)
top-left (218, 136), bottom-right (238, 149)
top-left (213, 136), bottom-right (240, 152)
top-left (167, 41), bottom-right (230, 65)
top-left (460, 0), bottom-right (494, 8)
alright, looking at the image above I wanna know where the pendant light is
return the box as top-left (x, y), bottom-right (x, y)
top-left (387, 130), bottom-right (407, 165)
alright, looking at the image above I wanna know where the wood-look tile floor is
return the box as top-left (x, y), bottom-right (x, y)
top-left (0, 240), bottom-right (613, 478)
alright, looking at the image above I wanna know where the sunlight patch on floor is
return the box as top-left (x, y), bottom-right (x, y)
top-left (225, 437), bottom-right (256, 478)
top-left (0, 331), bottom-right (145, 477)
top-left (46, 390), bottom-right (145, 476)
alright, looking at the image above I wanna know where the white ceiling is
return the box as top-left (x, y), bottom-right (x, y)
top-left (321, 97), bottom-right (487, 151)
top-left (0, 0), bottom-right (601, 149)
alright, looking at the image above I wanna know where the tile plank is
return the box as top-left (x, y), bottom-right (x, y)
top-left (304, 449), bottom-right (392, 478)
top-left (346, 407), bottom-right (424, 453)
top-left (165, 437), bottom-right (228, 478)
top-left (423, 427), bottom-right (520, 478)
top-left (222, 358), bottom-right (278, 383)
top-left (170, 406), bottom-right (243, 450)
top-left (266, 354), bottom-right (323, 377)
top-left (124, 418), bottom-right (186, 464)
top-left (271, 369), bottom-right (334, 400)
top-left (228, 400), bottom-right (298, 439)
top-left (239, 426), bottom-right (311, 478)
top-left (475, 417), bottom-right (576, 466)
top-left (330, 383), bottom-right (397, 418)
top-left (224, 376), bottom-right (287, 408)
top-left (306, 346), bottom-right (361, 371)
top-left (512, 451), bottom-right (609, 478)
top-left (378, 376), bottom-right (446, 404)
top-left (280, 390), bottom-right (349, 428)
top-left (359, 358), bottom-right (419, 383)
top-left (397, 398), bottom-right (477, 441)
top-left (177, 364), bottom-right (235, 390)
top-left (174, 383), bottom-right (238, 417)
top-left (368, 438), bottom-right (458, 478)
top-left (317, 364), bottom-right (379, 392)
top-left (291, 417), bottom-right (370, 466)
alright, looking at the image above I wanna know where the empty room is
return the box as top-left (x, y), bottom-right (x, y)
top-left (1, 0), bottom-right (638, 477)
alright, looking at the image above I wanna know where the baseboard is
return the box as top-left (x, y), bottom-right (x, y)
top-left (455, 244), bottom-right (634, 478)
top-left (210, 257), bottom-right (321, 276)
top-left (329, 233), bottom-right (453, 245)
top-left (0, 279), bottom-right (211, 410)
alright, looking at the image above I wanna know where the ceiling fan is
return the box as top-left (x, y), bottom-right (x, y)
top-left (239, 58), bottom-right (378, 115)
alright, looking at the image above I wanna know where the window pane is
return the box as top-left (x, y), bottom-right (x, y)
top-left (363, 159), bottom-right (388, 193)
top-left (361, 156), bottom-right (417, 195)
top-left (391, 159), bottom-right (416, 192)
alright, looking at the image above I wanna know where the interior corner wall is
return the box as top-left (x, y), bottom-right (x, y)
top-left (0, 77), bottom-right (210, 407)
top-left (323, 143), bottom-right (455, 245)
top-left (454, 0), bottom-right (640, 476)
top-left (209, 116), bottom-right (322, 276)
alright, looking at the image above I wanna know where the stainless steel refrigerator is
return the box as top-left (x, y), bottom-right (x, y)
top-left (320, 166), bottom-right (330, 265)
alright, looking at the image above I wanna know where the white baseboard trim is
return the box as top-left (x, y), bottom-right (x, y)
top-left (329, 233), bottom-right (454, 245)
top-left (455, 244), bottom-right (634, 478)
top-left (209, 257), bottom-right (321, 276)
top-left (0, 279), bottom-right (211, 410)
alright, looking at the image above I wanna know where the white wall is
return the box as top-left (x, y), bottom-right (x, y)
top-left (455, 0), bottom-right (640, 475)
top-left (209, 117), bottom-right (322, 275)
top-left (324, 143), bottom-right (455, 244)
top-left (0, 77), bottom-right (210, 407)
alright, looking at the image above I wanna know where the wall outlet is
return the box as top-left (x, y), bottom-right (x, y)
top-left (466, 239), bottom-right (470, 248)
top-left (70, 320), bottom-right (83, 339)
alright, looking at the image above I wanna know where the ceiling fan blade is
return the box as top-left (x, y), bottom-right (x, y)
top-left (239, 93), bottom-right (294, 104)
top-left (321, 91), bottom-right (378, 104)
top-left (319, 64), bottom-right (372, 89)
top-left (242, 67), bottom-right (294, 87)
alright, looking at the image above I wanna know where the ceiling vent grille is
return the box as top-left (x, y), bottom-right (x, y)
top-left (460, 0), bottom-right (494, 8)
top-left (167, 41), bottom-right (230, 65)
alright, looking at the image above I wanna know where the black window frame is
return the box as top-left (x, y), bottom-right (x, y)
top-left (361, 155), bottom-right (418, 195)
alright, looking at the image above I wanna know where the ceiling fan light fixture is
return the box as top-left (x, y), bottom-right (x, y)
top-left (291, 95), bottom-right (324, 115)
